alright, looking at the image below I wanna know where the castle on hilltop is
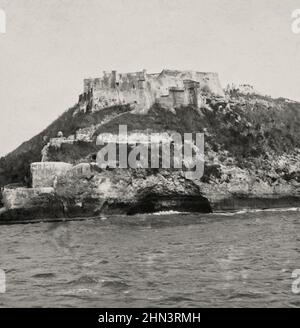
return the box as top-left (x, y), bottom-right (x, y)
top-left (78, 69), bottom-right (225, 112)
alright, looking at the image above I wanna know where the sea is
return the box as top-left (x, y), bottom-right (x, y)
top-left (1, 208), bottom-right (300, 307)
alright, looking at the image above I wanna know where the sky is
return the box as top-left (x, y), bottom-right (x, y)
top-left (0, 0), bottom-right (300, 156)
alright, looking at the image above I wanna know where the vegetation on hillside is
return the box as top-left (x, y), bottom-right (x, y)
top-left (1, 92), bottom-right (300, 190)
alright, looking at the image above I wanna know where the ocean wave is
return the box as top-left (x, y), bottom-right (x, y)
top-left (145, 207), bottom-right (300, 217)
top-left (214, 207), bottom-right (300, 216)
top-left (151, 210), bottom-right (189, 216)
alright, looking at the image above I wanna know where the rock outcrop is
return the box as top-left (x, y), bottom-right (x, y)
top-left (0, 162), bottom-right (211, 223)
top-left (2, 186), bottom-right (55, 209)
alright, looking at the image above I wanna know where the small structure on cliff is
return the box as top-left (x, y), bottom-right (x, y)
top-left (31, 162), bottom-right (73, 188)
top-left (225, 83), bottom-right (260, 96)
top-left (78, 69), bottom-right (225, 112)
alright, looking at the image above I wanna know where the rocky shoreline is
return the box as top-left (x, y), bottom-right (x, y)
top-left (1, 160), bottom-right (300, 225)
top-left (1, 193), bottom-right (299, 225)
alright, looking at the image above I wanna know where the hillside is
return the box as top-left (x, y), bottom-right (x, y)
top-left (0, 103), bottom-right (131, 187)
top-left (1, 92), bottom-right (300, 185)
top-left (1, 86), bottom-right (300, 219)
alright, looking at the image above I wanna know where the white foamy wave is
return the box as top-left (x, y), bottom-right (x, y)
top-left (213, 211), bottom-right (247, 216)
top-left (151, 210), bottom-right (188, 216)
top-left (214, 207), bottom-right (300, 216)
top-left (251, 207), bottom-right (300, 213)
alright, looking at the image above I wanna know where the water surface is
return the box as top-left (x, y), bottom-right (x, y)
top-left (0, 209), bottom-right (300, 307)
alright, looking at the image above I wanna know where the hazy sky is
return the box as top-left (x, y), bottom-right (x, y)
top-left (0, 0), bottom-right (300, 156)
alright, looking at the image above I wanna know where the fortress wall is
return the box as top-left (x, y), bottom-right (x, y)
top-left (156, 90), bottom-right (186, 108)
top-left (93, 78), bottom-right (102, 90)
top-left (96, 71), bottom-right (145, 91)
top-left (93, 86), bottom-right (155, 111)
top-left (93, 88), bottom-right (139, 109)
top-left (194, 72), bottom-right (224, 97)
top-left (82, 70), bottom-right (224, 112)
top-left (118, 73), bottom-right (142, 90)
top-left (2, 187), bottom-right (54, 210)
top-left (84, 79), bottom-right (94, 93)
top-left (120, 88), bottom-right (154, 110)
top-left (171, 89), bottom-right (187, 107)
top-left (31, 162), bottom-right (73, 188)
top-left (93, 88), bottom-right (121, 108)
top-left (156, 88), bottom-right (196, 108)
top-left (153, 73), bottom-right (184, 96)
top-left (158, 70), bottom-right (224, 97)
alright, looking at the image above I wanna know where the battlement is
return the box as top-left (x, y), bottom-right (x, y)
top-left (79, 69), bottom-right (224, 112)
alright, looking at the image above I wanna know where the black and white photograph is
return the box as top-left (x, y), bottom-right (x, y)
top-left (0, 0), bottom-right (300, 316)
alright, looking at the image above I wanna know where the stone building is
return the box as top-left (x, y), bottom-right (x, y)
top-left (79, 69), bottom-right (224, 112)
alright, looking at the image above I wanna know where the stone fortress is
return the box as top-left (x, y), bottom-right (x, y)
top-left (79, 69), bottom-right (225, 112)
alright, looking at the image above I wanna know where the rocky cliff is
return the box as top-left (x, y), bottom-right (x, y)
top-left (1, 74), bottom-right (300, 223)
